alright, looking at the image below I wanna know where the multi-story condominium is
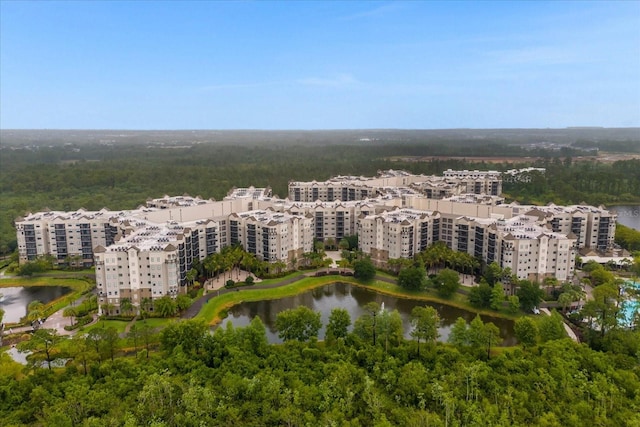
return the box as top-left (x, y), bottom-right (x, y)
top-left (358, 209), bottom-right (577, 282)
top-left (224, 186), bottom-right (273, 201)
top-left (442, 169), bottom-right (502, 195)
top-left (507, 204), bottom-right (616, 251)
top-left (284, 200), bottom-right (377, 242)
top-left (93, 215), bottom-right (229, 314)
top-left (16, 209), bottom-right (123, 265)
top-left (16, 169), bottom-right (615, 312)
top-left (358, 208), bottom-right (441, 265)
top-left (146, 194), bottom-right (215, 209)
top-left (456, 214), bottom-right (577, 282)
top-left (502, 167), bottom-right (546, 183)
top-left (228, 209), bottom-right (313, 266)
top-left (289, 169), bottom-right (503, 202)
top-left (443, 193), bottom-right (505, 206)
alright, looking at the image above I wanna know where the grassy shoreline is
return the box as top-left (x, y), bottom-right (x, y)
top-left (1, 276), bottom-right (94, 325)
top-left (197, 274), bottom-right (519, 326)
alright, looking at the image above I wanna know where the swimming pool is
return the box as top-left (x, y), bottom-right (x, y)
top-left (621, 280), bottom-right (639, 328)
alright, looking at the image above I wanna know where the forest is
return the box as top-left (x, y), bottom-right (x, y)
top-left (1, 135), bottom-right (639, 255)
top-left (0, 314), bottom-right (639, 427)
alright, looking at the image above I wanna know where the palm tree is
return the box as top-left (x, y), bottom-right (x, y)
top-left (140, 297), bottom-right (153, 317)
top-left (86, 295), bottom-right (98, 312)
top-left (154, 296), bottom-right (177, 318)
top-left (120, 298), bottom-right (134, 316)
top-left (338, 258), bottom-right (350, 273)
top-left (186, 268), bottom-right (198, 287)
top-left (101, 302), bottom-right (115, 316)
top-left (63, 307), bottom-right (77, 326)
top-left (27, 300), bottom-right (45, 323)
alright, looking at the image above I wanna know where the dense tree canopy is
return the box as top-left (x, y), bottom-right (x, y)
top-left (275, 306), bottom-right (322, 342)
top-left (397, 264), bottom-right (427, 290)
top-left (2, 297), bottom-right (640, 426)
top-left (433, 268), bottom-right (460, 298)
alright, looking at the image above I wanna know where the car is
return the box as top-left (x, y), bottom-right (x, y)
top-left (532, 307), bottom-right (540, 315)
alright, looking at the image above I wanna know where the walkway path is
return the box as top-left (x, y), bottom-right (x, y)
top-left (2, 293), bottom-right (97, 337)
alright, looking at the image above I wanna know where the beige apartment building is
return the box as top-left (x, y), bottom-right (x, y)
top-left (16, 169), bottom-right (616, 312)
top-left (288, 169), bottom-right (503, 202)
top-left (358, 208), bottom-right (440, 265)
top-left (229, 209), bottom-right (314, 266)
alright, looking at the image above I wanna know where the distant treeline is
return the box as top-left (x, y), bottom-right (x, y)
top-left (1, 142), bottom-right (639, 254)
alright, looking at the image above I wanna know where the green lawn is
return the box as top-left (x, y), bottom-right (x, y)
top-left (136, 317), bottom-right (174, 329)
top-left (81, 320), bottom-right (130, 334)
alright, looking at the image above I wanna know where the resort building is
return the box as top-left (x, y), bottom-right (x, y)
top-left (358, 208), bottom-right (440, 265)
top-left (228, 209), bottom-right (313, 266)
top-left (15, 169), bottom-right (616, 312)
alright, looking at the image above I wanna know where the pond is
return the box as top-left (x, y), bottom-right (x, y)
top-left (609, 205), bottom-right (640, 231)
top-left (0, 286), bottom-right (72, 324)
top-left (217, 282), bottom-right (517, 346)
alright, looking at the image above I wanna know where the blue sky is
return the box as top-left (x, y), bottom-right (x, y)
top-left (1, 1), bottom-right (639, 129)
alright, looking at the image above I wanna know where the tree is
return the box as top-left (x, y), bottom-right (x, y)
top-left (353, 302), bottom-right (381, 346)
top-left (467, 315), bottom-right (488, 349)
top-left (468, 281), bottom-right (492, 308)
top-left (448, 317), bottom-right (469, 347)
top-left (120, 298), bottom-right (134, 316)
top-left (398, 265), bottom-right (427, 291)
top-left (128, 323), bottom-right (142, 354)
top-left (490, 284), bottom-right (505, 311)
top-left (160, 319), bottom-right (208, 355)
top-left (140, 297), bottom-right (153, 317)
top-left (100, 302), bottom-right (115, 316)
top-left (154, 296), bottom-right (177, 317)
top-left (353, 257), bottom-right (376, 282)
top-left (27, 300), bottom-right (45, 323)
top-left (138, 321), bottom-right (156, 359)
top-left (434, 268), bottom-right (460, 298)
top-left (275, 306), bottom-right (322, 342)
top-left (175, 294), bottom-right (192, 313)
top-left (507, 295), bottom-right (520, 314)
top-left (558, 292), bottom-right (574, 314)
top-left (18, 328), bottom-right (62, 370)
top-left (326, 308), bottom-right (351, 343)
top-left (102, 327), bottom-right (120, 362)
top-left (517, 280), bottom-right (544, 312)
top-left (62, 306), bottom-right (77, 326)
top-left (377, 309), bottom-right (403, 353)
top-left (67, 333), bottom-right (97, 375)
top-left (410, 306), bottom-right (440, 357)
top-left (483, 262), bottom-right (503, 286)
top-left (514, 317), bottom-right (538, 348)
top-left (582, 281), bottom-right (622, 336)
top-left (484, 322), bottom-right (501, 359)
top-left (0, 307), bottom-right (4, 346)
top-left (186, 268), bottom-right (198, 286)
top-left (538, 311), bottom-right (567, 343)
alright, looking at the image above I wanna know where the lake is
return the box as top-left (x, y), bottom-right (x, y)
top-left (0, 286), bottom-right (72, 324)
top-left (609, 205), bottom-right (640, 231)
top-left (217, 282), bottom-right (517, 346)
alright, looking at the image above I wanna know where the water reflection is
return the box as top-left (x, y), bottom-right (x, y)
top-left (0, 286), bottom-right (72, 323)
top-left (217, 283), bottom-right (516, 346)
